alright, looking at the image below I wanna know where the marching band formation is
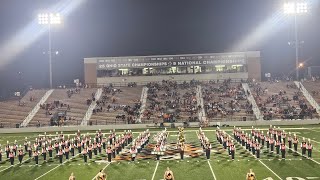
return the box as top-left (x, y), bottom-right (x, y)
top-left (0, 129), bottom-right (135, 165)
top-left (0, 125), bottom-right (315, 180)
top-left (230, 125), bottom-right (313, 159)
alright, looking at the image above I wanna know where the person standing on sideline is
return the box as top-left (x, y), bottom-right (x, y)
top-left (164, 167), bottom-right (175, 180)
top-left (69, 172), bottom-right (76, 180)
top-left (246, 169), bottom-right (256, 180)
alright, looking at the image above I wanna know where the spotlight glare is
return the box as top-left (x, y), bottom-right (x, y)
top-left (284, 2), bottom-right (296, 14)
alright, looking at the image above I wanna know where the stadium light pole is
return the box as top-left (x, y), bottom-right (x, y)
top-left (38, 13), bottom-right (61, 89)
top-left (284, 1), bottom-right (308, 81)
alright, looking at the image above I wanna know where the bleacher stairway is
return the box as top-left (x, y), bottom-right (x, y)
top-left (294, 81), bottom-right (320, 114)
top-left (137, 87), bottom-right (148, 123)
top-left (242, 83), bottom-right (263, 120)
top-left (81, 88), bottom-right (102, 126)
top-left (21, 89), bottom-right (54, 127)
top-left (196, 85), bottom-right (206, 122)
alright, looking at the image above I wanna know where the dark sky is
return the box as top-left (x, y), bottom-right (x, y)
top-left (0, 0), bottom-right (319, 97)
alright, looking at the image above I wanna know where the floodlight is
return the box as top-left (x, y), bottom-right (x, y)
top-left (284, 2), bottom-right (296, 14)
top-left (297, 2), bottom-right (308, 13)
top-left (299, 63), bottom-right (304, 68)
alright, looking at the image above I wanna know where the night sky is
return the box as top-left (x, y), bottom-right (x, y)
top-left (0, 0), bottom-right (319, 98)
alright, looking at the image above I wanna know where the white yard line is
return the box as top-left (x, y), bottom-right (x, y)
top-left (258, 159), bottom-right (283, 180)
top-left (0, 157), bottom-right (31, 173)
top-left (34, 154), bottom-right (80, 180)
top-left (91, 162), bottom-right (110, 180)
top-left (207, 160), bottom-right (217, 180)
top-left (227, 133), bottom-right (283, 180)
top-left (151, 161), bottom-right (159, 180)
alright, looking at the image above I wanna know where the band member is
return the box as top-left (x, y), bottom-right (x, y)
top-left (18, 148), bottom-right (24, 164)
top-left (130, 146), bottom-right (137, 161)
top-left (54, 142), bottom-right (59, 154)
top-left (266, 135), bottom-right (270, 149)
top-left (179, 143), bottom-right (185, 160)
top-left (256, 143), bottom-right (261, 159)
top-left (281, 130), bottom-right (286, 144)
top-left (28, 144), bottom-right (32, 158)
top-left (5, 143), bottom-right (10, 158)
top-left (246, 169), bottom-right (256, 180)
top-left (71, 143), bottom-right (75, 157)
top-left (276, 139), bottom-right (281, 155)
top-left (301, 138), bottom-right (307, 156)
top-left (9, 151), bottom-right (14, 165)
top-left (88, 144), bottom-right (93, 160)
top-left (251, 140), bottom-right (256, 155)
top-left (13, 140), bottom-right (17, 156)
top-left (24, 138), bottom-right (28, 152)
top-left (102, 137), bottom-right (106, 150)
top-left (58, 149), bottom-right (64, 164)
top-left (34, 150), bottom-right (39, 165)
top-left (0, 148), bottom-right (2, 162)
top-left (42, 147), bottom-right (47, 162)
top-left (307, 139), bottom-right (313, 159)
top-left (293, 134), bottom-right (299, 152)
top-left (107, 146), bottom-right (113, 162)
top-left (69, 172), bottom-right (76, 180)
top-left (164, 167), bottom-right (175, 180)
top-left (65, 146), bottom-right (70, 160)
top-left (205, 143), bottom-right (211, 159)
top-left (230, 142), bottom-right (235, 160)
top-left (281, 143), bottom-right (286, 159)
top-left (48, 144), bottom-right (53, 158)
top-left (97, 142), bottom-right (102, 154)
top-left (273, 126), bottom-right (277, 140)
top-left (288, 132), bottom-right (292, 149)
top-left (77, 141), bottom-right (82, 154)
top-left (96, 169), bottom-right (107, 180)
top-left (82, 147), bottom-right (88, 163)
top-left (93, 142), bottom-right (98, 156)
top-left (155, 144), bottom-right (161, 161)
top-left (260, 132), bottom-right (265, 147)
top-left (270, 137), bottom-right (275, 153)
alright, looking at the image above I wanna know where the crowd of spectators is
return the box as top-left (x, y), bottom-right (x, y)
top-left (143, 80), bottom-right (201, 124)
top-left (250, 81), bottom-right (317, 120)
top-left (92, 85), bottom-right (142, 124)
top-left (202, 79), bottom-right (253, 120)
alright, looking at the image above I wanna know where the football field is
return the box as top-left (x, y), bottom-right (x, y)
top-left (1, 125), bottom-right (320, 180)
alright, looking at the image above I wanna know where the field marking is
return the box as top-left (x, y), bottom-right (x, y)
top-left (258, 159), bottom-right (283, 180)
top-left (227, 133), bottom-right (283, 180)
top-left (207, 160), bottom-right (217, 180)
top-left (0, 157), bottom-right (31, 173)
top-left (151, 161), bottom-right (159, 180)
top-left (34, 154), bottom-right (80, 180)
top-left (91, 162), bottom-right (110, 180)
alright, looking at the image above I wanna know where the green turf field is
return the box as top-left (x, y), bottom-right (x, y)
top-left (1, 125), bottom-right (320, 180)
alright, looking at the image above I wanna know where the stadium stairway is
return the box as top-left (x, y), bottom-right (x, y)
top-left (20, 89), bottom-right (54, 127)
top-left (81, 88), bottom-right (102, 126)
top-left (196, 85), bottom-right (206, 122)
top-left (137, 87), bottom-right (148, 123)
top-left (294, 81), bottom-right (320, 114)
top-left (242, 83), bottom-right (263, 120)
